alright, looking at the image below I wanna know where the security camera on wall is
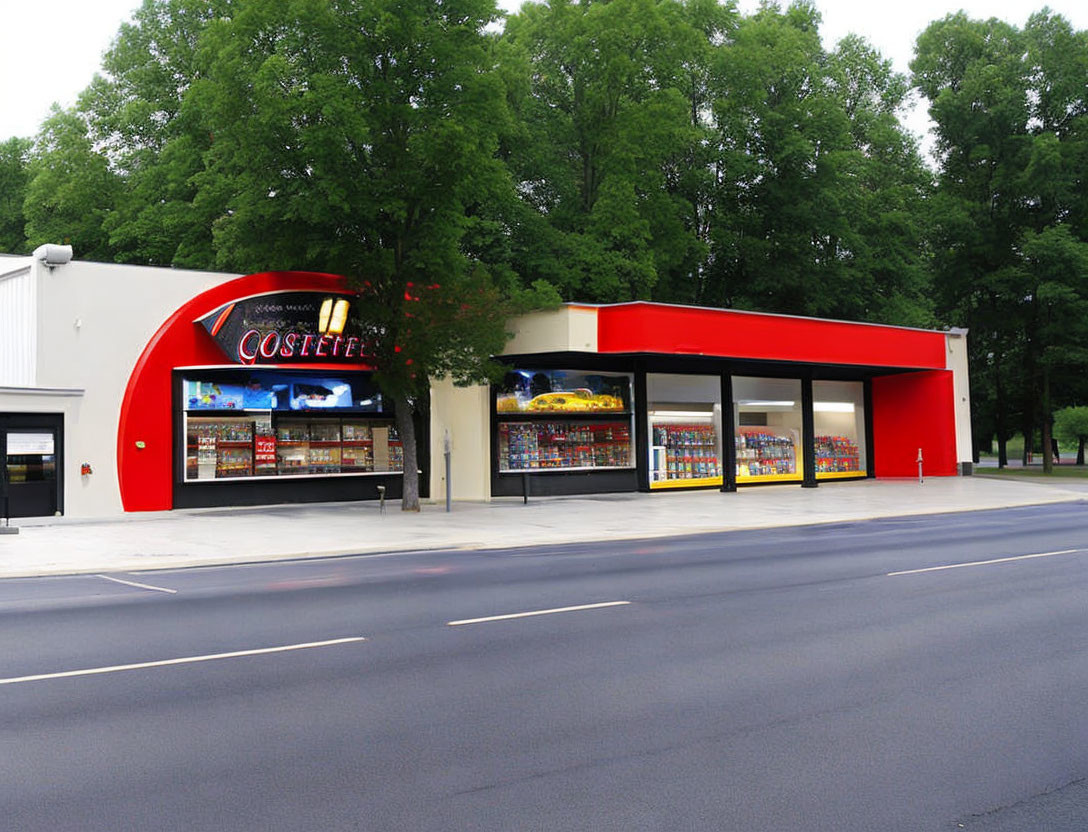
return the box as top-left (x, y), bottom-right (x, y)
top-left (32, 244), bottom-right (73, 268)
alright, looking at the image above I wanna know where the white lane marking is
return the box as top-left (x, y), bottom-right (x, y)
top-left (95, 574), bottom-right (178, 594)
top-left (448, 601), bottom-right (630, 626)
top-left (888, 549), bottom-right (1083, 577)
top-left (0, 637), bottom-right (366, 686)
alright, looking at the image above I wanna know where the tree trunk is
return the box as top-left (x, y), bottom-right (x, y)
top-left (394, 394), bottom-right (421, 512)
top-left (1041, 366), bottom-right (1053, 474)
top-left (995, 370), bottom-right (1008, 468)
top-left (1078, 436), bottom-right (1085, 466)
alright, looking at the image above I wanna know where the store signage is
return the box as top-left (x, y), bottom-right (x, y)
top-left (6, 432), bottom-right (54, 456)
top-left (197, 292), bottom-right (366, 365)
top-left (254, 435), bottom-right (277, 466)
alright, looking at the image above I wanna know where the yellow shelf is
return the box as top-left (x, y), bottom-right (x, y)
top-left (650, 476), bottom-right (724, 490)
top-left (736, 473), bottom-right (803, 483)
top-left (816, 470), bottom-right (865, 480)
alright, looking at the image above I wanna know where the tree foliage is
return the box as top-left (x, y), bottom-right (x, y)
top-left (912, 10), bottom-right (1088, 467)
top-left (0, 137), bottom-right (31, 254)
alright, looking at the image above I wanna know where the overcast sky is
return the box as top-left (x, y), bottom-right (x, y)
top-left (2, 0), bottom-right (1085, 156)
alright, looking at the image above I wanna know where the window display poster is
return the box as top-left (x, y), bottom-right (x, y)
top-left (290, 380), bottom-right (353, 410)
top-left (254, 435), bottom-right (277, 466)
top-left (187, 381), bottom-right (244, 410)
top-left (496, 369), bottom-right (631, 414)
top-left (242, 379), bottom-right (278, 409)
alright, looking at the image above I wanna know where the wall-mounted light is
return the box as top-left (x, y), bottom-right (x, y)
top-left (813, 402), bottom-right (855, 413)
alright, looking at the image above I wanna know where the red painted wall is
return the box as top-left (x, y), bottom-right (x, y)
top-left (596, 303), bottom-right (947, 369)
top-left (117, 271), bottom-right (365, 512)
top-left (871, 370), bottom-right (957, 477)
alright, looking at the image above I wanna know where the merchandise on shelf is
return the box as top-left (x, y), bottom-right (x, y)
top-left (651, 423), bottom-right (721, 481)
top-left (814, 434), bottom-right (861, 473)
top-left (185, 414), bottom-right (402, 479)
top-left (734, 429), bottom-right (798, 478)
top-left (498, 421), bottom-right (632, 471)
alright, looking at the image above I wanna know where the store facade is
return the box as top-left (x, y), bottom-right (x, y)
top-left (480, 303), bottom-right (970, 498)
top-left (0, 253), bottom-right (970, 518)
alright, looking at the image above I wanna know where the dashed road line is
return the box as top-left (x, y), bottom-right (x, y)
top-left (887, 549), bottom-right (1083, 577)
top-left (0, 636), bottom-right (367, 686)
top-left (448, 601), bottom-right (631, 626)
top-left (95, 574), bottom-right (178, 594)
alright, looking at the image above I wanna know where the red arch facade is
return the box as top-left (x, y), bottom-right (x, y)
top-left (116, 271), bottom-right (366, 511)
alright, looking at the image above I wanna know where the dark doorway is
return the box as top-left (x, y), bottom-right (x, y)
top-left (0, 414), bottom-right (64, 519)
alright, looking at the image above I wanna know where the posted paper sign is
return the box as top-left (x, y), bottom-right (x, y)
top-left (6, 432), bottom-right (54, 455)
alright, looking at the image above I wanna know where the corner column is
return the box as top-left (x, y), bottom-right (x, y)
top-left (720, 372), bottom-right (736, 492)
top-left (634, 364), bottom-right (650, 492)
top-left (801, 377), bottom-right (818, 488)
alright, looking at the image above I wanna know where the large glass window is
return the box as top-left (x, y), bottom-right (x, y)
top-left (813, 380), bottom-right (867, 478)
top-left (495, 369), bottom-right (634, 473)
top-left (184, 415), bottom-right (402, 480)
top-left (733, 377), bottom-right (802, 483)
top-left (181, 371), bottom-right (401, 482)
top-left (647, 374), bottom-right (723, 489)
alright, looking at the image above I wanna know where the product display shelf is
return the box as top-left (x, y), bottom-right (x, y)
top-left (734, 428), bottom-right (801, 482)
top-left (815, 434), bottom-right (863, 478)
top-left (498, 419), bottom-right (632, 473)
top-left (649, 423), bottom-right (722, 488)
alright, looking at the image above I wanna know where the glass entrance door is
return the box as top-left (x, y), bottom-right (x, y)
top-left (1, 418), bottom-right (62, 518)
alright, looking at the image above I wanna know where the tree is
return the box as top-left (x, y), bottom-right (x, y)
top-left (705, 3), bottom-right (930, 323)
top-left (0, 137), bottom-right (31, 254)
top-left (187, 0), bottom-right (530, 510)
top-left (78, 0), bottom-right (235, 268)
top-left (1054, 405), bottom-right (1088, 465)
top-left (498, 0), bottom-right (706, 302)
top-left (913, 11), bottom-right (1088, 468)
top-left (23, 107), bottom-right (121, 262)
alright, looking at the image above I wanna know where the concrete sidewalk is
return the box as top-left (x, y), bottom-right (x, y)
top-left (1, 477), bottom-right (1085, 579)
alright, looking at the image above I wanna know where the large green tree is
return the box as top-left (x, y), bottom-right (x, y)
top-left (79, 0), bottom-right (235, 267)
top-left (913, 10), bottom-right (1088, 468)
top-left (706, 3), bottom-right (930, 323)
top-left (23, 107), bottom-right (121, 262)
top-left (0, 137), bottom-right (31, 254)
top-left (499, 0), bottom-right (708, 301)
top-left (186, 0), bottom-right (533, 509)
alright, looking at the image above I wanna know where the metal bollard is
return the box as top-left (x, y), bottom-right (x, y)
top-left (0, 494), bottom-right (17, 535)
top-left (376, 484), bottom-right (386, 515)
top-left (444, 430), bottom-right (452, 513)
top-left (522, 472), bottom-right (530, 505)
top-left (917, 448), bottom-right (924, 484)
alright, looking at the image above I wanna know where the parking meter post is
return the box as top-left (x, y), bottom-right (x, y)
top-left (444, 430), bottom-right (452, 513)
top-left (522, 472), bottom-right (530, 505)
top-left (0, 494), bottom-right (17, 534)
top-left (376, 484), bottom-right (386, 515)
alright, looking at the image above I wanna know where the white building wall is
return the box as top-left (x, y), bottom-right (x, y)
top-left (429, 377), bottom-right (491, 502)
top-left (0, 262), bottom-right (36, 386)
top-left (945, 330), bottom-right (974, 471)
top-left (26, 258), bottom-right (238, 517)
top-left (502, 306), bottom-right (598, 355)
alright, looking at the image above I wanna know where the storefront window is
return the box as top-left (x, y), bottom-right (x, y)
top-left (813, 380), bottom-right (867, 478)
top-left (181, 371), bottom-right (401, 482)
top-left (733, 377), bottom-right (802, 483)
top-left (495, 370), bottom-right (634, 472)
top-left (5, 432), bottom-right (57, 483)
top-left (647, 374), bottom-right (723, 488)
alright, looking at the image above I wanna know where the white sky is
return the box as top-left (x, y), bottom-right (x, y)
top-left (1, 0), bottom-right (1085, 159)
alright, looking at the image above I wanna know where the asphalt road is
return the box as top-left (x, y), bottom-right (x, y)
top-left (4, 503), bottom-right (1088, 831)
